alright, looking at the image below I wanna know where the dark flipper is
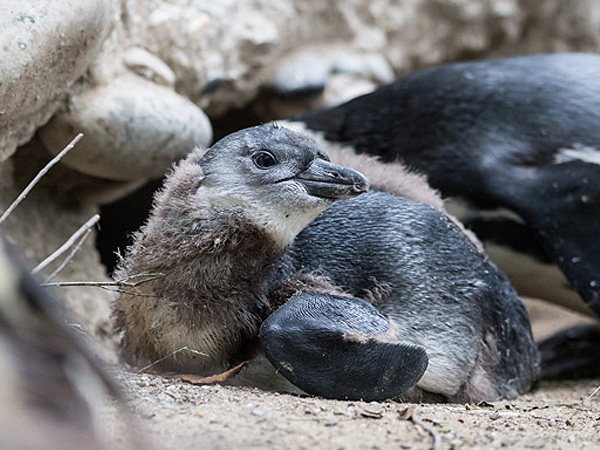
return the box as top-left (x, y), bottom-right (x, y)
top-left (538, 323), bottom-right (600, 379)
top-left (260, 292), bottom-right (428, 401)
top-left (498, 162), bottom-right (600, 315)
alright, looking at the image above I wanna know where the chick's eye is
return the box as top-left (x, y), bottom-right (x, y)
top-left (253, 151), bottom-right (277, 169)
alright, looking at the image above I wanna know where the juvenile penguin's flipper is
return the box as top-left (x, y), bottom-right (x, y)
top-left (260, 292), bottom-right (428, 401)
top-left (538, 323), bottom-right (600, 379)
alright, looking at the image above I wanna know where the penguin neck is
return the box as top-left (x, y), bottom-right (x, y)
top-left (141, 200), bottom-right (289, 322)
top-left (198, 210), bottom-right (286, 302)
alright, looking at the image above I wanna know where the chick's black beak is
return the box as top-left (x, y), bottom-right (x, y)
top-left (295, 158), bottom-right (370, 199)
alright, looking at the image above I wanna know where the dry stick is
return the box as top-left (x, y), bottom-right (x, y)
top-left (45, 228), bottom-right (92, 281)
top-left (31, 214), bottom-right (100, 275)
top-left (41, 272), bottom-right (164, 289)
top-left (43, 282), bottom-right (160, 298)
top-left (135, 346), bottom-right (209, 374)
top-left (584, 385), bottom-right (600, 404)
top-left (0, 133), bottom-right (83, 225)
top-left (411, 411), bottom-right (443, 450)
top-left (42, 280), bottom-right (131, 288)
top-left (84, 286), bottom-right (159, 298)
top-left (41, 273), bottom-right (163, 298)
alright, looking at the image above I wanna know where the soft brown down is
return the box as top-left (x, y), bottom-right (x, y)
top-left (112, 152), bottom-right (277, 373)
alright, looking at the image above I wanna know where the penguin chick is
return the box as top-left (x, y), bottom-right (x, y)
top-left (114, 124), bottom-right (539, 403)
top-left (113, 124), bottom-right (370, 376)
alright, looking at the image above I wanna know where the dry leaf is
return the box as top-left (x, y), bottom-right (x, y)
top-left (178, 361), bottom-right (248, 384)
top-left (399, 406), bottom-right (415, 420)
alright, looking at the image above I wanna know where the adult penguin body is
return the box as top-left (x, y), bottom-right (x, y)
top-left (290, 52), bottom-right (600, 317)
top-left (113, 124), bottom-right (539, 402)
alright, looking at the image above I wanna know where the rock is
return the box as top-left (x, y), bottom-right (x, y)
top-left (0, 0), bottom-right (114, 162)
top-left (269, 48), bottom-right (395, 112)
top-left (331, 52), bottom-right (394, 84)
top-left (270, 48), bottom-right (395, 105)
top-left (322, 73), bottom-right (379, 108)
top-left (39, 74), bottom-right (213, 181)
top-left (271, 51), bottom-right (331, 98)
top-left (123, 47), bottom-right (177, 88)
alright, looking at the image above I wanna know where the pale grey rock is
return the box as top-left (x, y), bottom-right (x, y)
top-left (39, 74), bottom-right (213, 181)
top-left (322, 73), bottom-right (380, 108)
top-left (127, 0), bottom-right (528, 116)
top-left (270, 49), bottom-right (395, 102)
top-left (268, 48), bottom-right (396, 112)
top-left (331, 53), bottom-right (395, 85)
top-left (123, 47), bottom-right (177, 88)
top-left (0, 0), bottom-right (114, 162)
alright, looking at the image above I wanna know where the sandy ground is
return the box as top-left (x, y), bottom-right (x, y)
top-left (104, 372), bottom-right (600, 450)
top-left (99, 298), bottom-right (600, 450)
top-left (102, 372), bottom-right (600, 450)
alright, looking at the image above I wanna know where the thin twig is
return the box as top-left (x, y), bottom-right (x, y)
top-left (113, 272), bottom-right (164, 286)
top-left (43, 280), bottom-right (138, 288)
top-left (40, 272), bottom-right (163, 289)
top-left (0, 133), bottom-right (83, 225)
top-left (411, 411), bottom-right (443, 450)
top-left (45, 228), bottom-right (92, 281)
top-left (94, 287), bottom-right (160, 298)
top-left (44, 283), bottom-right (160, 298)
top-left (136, 347), bottom-right (208, 374)
top-left (31, 214), bottom-right (100, 275)
top-left (583, 385), bottom-right (600, 404)
top-left (42, 284), bottom-right (156, 298)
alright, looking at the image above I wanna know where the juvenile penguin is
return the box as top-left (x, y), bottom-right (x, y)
top-left (289, 52), bottom-right (600, 319)
top-left (113, 124), bottom-right (539, 402)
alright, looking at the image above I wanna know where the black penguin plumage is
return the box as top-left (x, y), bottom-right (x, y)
top-left (269, 191), bottom-right (538, 401)
top-left (292, 52), bottom-right (600, 317)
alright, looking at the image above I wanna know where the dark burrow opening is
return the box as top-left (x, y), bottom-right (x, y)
top-left (96, 179), bottom-right (162, 274)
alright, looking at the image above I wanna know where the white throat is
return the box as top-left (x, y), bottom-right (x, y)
top-left (196, 183), bottom-right (330, 249)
